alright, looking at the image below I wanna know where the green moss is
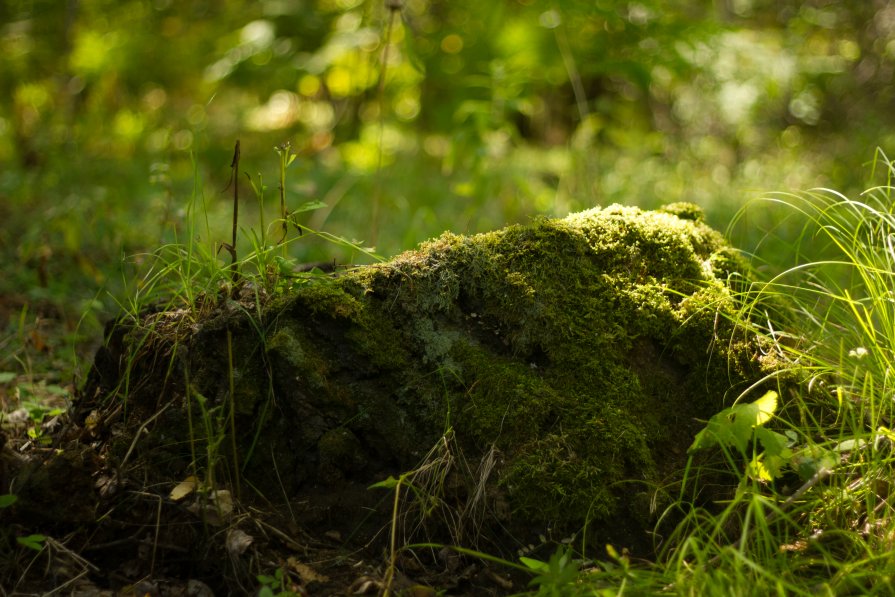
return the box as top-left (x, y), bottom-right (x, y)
top-left (93, 205), bottom-right (769, 538)
top-left (657, 201), bottom-right (707, 222)
top-left (275, 277), bottom-right (413, 373)
top-left (150, 203), bottom-right (772, 545)
top-left (266, 324), bottom-right (329, 392)
top-left (282, 203), bottom-right (769, 534)
top-left (447, 340), bottom-right (659, 524)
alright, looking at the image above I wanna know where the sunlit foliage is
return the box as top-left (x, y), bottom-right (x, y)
top-left (1, 0), bottom-right (894, 296)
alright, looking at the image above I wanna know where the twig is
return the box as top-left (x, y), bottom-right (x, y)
top-left (129, 490), bottom-right (164, 575)
top-left (230, 140), bottom-right (240, 259)
top-left (782, 466), bottom-right (832, 508)
top-left (219, 140), bottom-right (241, 282)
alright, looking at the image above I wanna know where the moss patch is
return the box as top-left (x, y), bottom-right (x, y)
top-left (257, 204), bottom-right (773, 540)
top-left (77, 203), bottom-right (777, 553)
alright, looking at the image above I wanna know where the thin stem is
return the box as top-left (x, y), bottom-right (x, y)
top-left (220, 140), bottom-right (240, 283)
top-left (371, 0), bottom-right (402, 249)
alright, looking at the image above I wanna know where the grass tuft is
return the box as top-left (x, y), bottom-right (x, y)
top-left (627, 157), bottom-right (895, 595)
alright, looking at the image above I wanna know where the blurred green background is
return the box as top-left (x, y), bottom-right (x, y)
top-left (2, 0), bottom-right (895, 354)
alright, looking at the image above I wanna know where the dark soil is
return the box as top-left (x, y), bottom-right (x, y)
top-left (0, 412), bottom-right (529, 596)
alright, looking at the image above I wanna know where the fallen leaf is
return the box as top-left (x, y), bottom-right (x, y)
top-left (324, 530), bottom-right (341, 541)
top-left (348, 576), bottom-right (380, 595)
top-left (95, 474), bottom-right (119, 498)
top-left (487, 570), bottom-right (513, 590)
top-left (186, 579), bottom-right (215, 597)
top-left (30, 329), bottom-right (47, 352)
top-left (186, 489), bottom-right (234, 525)
top-left (225, 529), bottom-right (253, 557)
top-left (288, 556), bottom-right (330, 583)
top-left (210, 489), bottom-right (233, 517)
top-left (779, 539), bottom-right (808, 552)
top-left (170, 476), bottom-right (199, 501)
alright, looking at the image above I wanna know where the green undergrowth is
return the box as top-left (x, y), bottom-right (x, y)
top-left (82, 179), bottom-right (781, 594)
top-left (14, 139), bottom-right (895, 595)
top-left (96, 142), bottom-right (383, 473)
top-left (513, 157), bottom-right (895, 596)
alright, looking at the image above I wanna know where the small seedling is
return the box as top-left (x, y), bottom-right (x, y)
top-left (257, 567), bottom-right (302, 597)
top-left (522, 545), bottom-right (581, 596)
top-left (16, 534), bottom-right (46, 552)
top-left (275, 142), bottom-right (298, 246)
top-left (688, 390), bottom-right (791, 481)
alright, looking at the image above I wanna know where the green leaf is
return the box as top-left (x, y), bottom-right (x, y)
top-left (791, 446), bottom-right (837, 480)
top-left (833, 438), bottom-right (866, 453)
top-left (747, 451), bottom-right (789, 481)
top-left (688, 391), bottom-right (779, 453)
top-left (729, 404), bottom-right (758, 450)
top-left (368, 475), bottom-right (400, 490)
top-left (754, 427), bottom-right (789, 456)
top-left (747, 453), bottom-right (772, 481)
top-left (519, 556), bottom-right (548, 572)
top-left (291, 200), bottom-right (326, 214)
top-left (0, 494), bottom-right (18, 508)
top-left (527, 546), bottom-right (580, 591)
top-left (17, 534), bottom-right (46, 551)
top-left (0, 372), bottom-right (16, 384)
top-left (274, 255), bottom-right (297, 275)
top-left (44, 384), bottom-right (69, 397)
top-left (752, 390), bottom-right (778, 426)
top-left (745, 428), bottom-right (793, 481)
top-left (689, 405), bottom-right (748, 452)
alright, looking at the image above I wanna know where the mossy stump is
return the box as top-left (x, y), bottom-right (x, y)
top-left (78, 203), bottom-right (775, 556)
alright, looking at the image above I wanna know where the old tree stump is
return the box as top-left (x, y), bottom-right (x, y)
top-left (4, 204), bottom-right (780, 592)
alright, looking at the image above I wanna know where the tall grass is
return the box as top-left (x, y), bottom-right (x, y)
top-left (525, 159), bottom-right (895, 596)
top-left (94, 146), bottom-right (385, 515)
top-left (661, 162), bottom-right (895, 595)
